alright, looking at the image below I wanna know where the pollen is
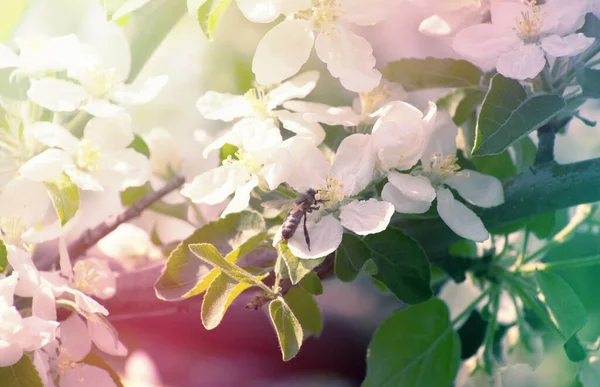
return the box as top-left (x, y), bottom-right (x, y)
top-left (84, 65), bottom-right (118, 98)
top-left (73, 260), bottom-right (103, 294)
top-left (223, 150), bottom-right (261, 175)
top-left (244, 84), bottom-right (272, 120)
top-left (76, 139), bottom-right (102, 172)
top-left (0, 216), bottom-right (26, 246)
top-left (513, 1), bottom-right (546, 43)
top-left (310, 0), bottom-right (344, 35)
top-left (359, 84), bottom-right (391, 117)
top-left (316, 176), bottom-right (345, 207)
top-left (414, 152), bottom-right (466, 186)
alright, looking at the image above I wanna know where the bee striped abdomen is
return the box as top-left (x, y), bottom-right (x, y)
top-left (281, 210), bottom-right (303, 239)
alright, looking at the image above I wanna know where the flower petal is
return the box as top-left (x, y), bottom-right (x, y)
top-left (496, 44), bottom-right (546, 80)
top-left (87, 319), bottom-right (128, 356)
top-left (436, 188), bottom-right (489, 242)
top-left (80, 99), bottom-right (124, 117)
top-left (267, 70), bottom-right (319, 110)
top-left (253, 19), bottom-right (314, 86)
top-left (0, 340), bottom-right (23, 367)
top-left (221, 174), bottom-right (259, 217)
top-left (32, 285), bottom-right (56, 321)
top-left (287, 214), bottom-right (343, 259)
top-left (0, 178), bottom-right (50, 226)
top-left (236, 0), bottom-right (282, 23)
top-left (111, 75), bottom-right (168, 105)
top-left (421, 110), bottom-right (458, 168)
top-left (330, 133), bottom-right (375, 196)
top-left (339, 199), bottom-right (394, 235)
top-left (0, 44), bottom-right (19, 69)
top-left (65, 167), bottom-right (103, 191)
top-left (181, 165), bottom-right (251, 204)
top-left (235, 118), bottom-right (282, 155)
top-left (438, 277), bottom-right (484, 327)
top-left (540, 33), bottom-right (595, 58)
top-left (340, 0), bottom-right (394, 25)
top-left (27, 78), bottom-right (88, 112)
top-left (61, 364), bottom-right (118, 387)
top-left (0, 274), bottom-right (18, 306)
top-left (274, 110), bottom-right (325, 145)
top-left (84, 113), bottom-right (134, 151)
top-left (282, 137), bottom-right (329, 191)
top-left (444, 170), bottom-right (504, 208)
top-left (196, 91), bottom-right (253, 121)
top-left (99, 148), bottom-right (152, 191)
top-left (261, 147), bottom-right (291, 189)
top-left (387, 171), bottom-right (436, 202)
top-left (381, 182), bottom-right (432, 214)
top-left (19, 149), bottom-right (73, 182)
top-left (314, 24), bottom-right (380, 92)
top-left (25, 122), bottom-right (79, 153)
top-left (452, 23), bottom-right (517, 72)
top-left (283, 100), bottom-right (361, 126)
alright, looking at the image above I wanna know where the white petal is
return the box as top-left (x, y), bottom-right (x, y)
top-left (540, 33), bottom-right (595, 58)
top-left (65, 167), bottom-right (103, 191)
top-left (282, 137), bottom-right (329, 191)
top-left (280, 0), bottom-right (310, 14)
top-left (25, 122), bottom-right (79, 152)
top-left (371, 116), bottom-right (426, 172)
top-left (0, 178), bottom-right (50, 226)
top-left (100, 148), bottom-right (152, 191)
top-left (541, 0), bottom-right (588, 36)
top-left (88, 319), bottom-right (128, 356)
top-left (181, 165), bottom-right (251, 204)
top-left (287, 214), bottom-right (343, 259)
top-left (0, 44), bottom-right (19, 69)
top-left (452, 24), bottom-right (517, 72)
top-left (235, 118), bottom-right (282, 155)
top-left (201, 128), bottom-right (242, 159)
top-left (261, 147), bottom-right (291, 189)
top-left (0, 339), bottom-right (23, 367)
top-left (283, 100), bottom-right (361, 126)
top-left (220, 174), bottom-right (259, 217)
top-left (497, 291), bottom-right (517, 325)
top-left (196, 91), bottom-right (252, 121)
top-left (496, 44), bottom-right (546, 80)
top-left (436, 188), bottom-right (489, 242)
top-left (61, 364), bottom-right (118, 387)
top-left (27, 78), bottom-right (88, 112)
top-left (20, 316), bottom-right (59, 351)
top-left (495, 364), bottom-right (536, 387)
top-left (419, 14), bottom-right (452, 36)
top-left (340, 0), bottom-right (395, 25)
top-left (438, 277), bottom-right (483, 327)
top-left (252, 19), bottom-right (314, 86)
top-left (387, 171), bottom-right (436, 202)
top-left (275, 110), bottom-right (326, 145)
top-left (236, 0), bottom-right (282, 23)
top-left (111, 75), bottom-right (168, 105)
top-left (381, 182), bottom-right (432, 214)
top-left (330, 134), bottom-right (375, 196)
top-left (0, 274), bottom-right (18, 306)
top-left (314, 25), bottom-right (381, 92)
top-left (59, 313), bottom-right (92, 360)
top-left (19, 149), bottom-right (73, 182)
top-left (80, 99), bottom-right (124, 117)
top-left (444, 170), bottom-right (504, 208)
top-left (32, 285), bottom-right (56, 321)
top-left (421, 110), bottom-right (459, 168)
top-left (84, 114), bottom-right (134, 151)
top-left (267, 70), bottom-right (320, 110)
top-left (339, 199), bottom-right (394, 235)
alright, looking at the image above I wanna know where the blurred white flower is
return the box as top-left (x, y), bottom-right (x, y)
top-left (453, 0), bottom-right (593, 79)
top-left (495, 363), bottom-right (537, 387)
top-left (249, 0), bottom-right (393, 92)
top-left (197, 71), bottom-right (325, 147)
top-left (21, 114), bottom-right (151, 192)
top-left (455, 353), bottom-right (493, 387)
top-left (381, 108), bottom-right (503, 242)
top-left (410, 0), bottom-right (487, 37)
top-left (123, 350), bottom-right (162, 387)
top-left (280, 134), bottom-right (394, 258)
top-left (579, 351), bottom-right (600, 387)
top-left (501, 325), bottom-right (544, 368)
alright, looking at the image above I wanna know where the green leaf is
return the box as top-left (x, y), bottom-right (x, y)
top-left (453, 89), bottom-right (486, 126)
top-left (583, 13), bottom-right (600, 38)
top-left (189, 243), bottom-right (267, 288)
top-left (269, 298), bottom-right (303, 361)
top-left (197, 0), bottom-right (233, 41)
top-left (335, 233), bottom-right (371, 282)
top-left (120, 182), bottom-right (152, 206)
top-left (128, 134), bottom-right (151, 158)
top-left (536, 271), bottom-right (588, 341)
top-left (279, 241), bottom-right (325, 285)
top-left (512, 136), bottom-right (537, 174)
top-left (220, 143), bottom-right (239, 163)
top-left (0, 0), bottom-right (28, 42)
top-left (564, 335), bottom-right (587, 363)
top-left (202, 271), bottom-right (267, 330)
top-left (472, 150), bottom-right (517, 180)
top-left (111, 0), bottom-right (153, 21)
top-left (472, 74), bottom-right (566, 156)
top-left (82, 351), bottom-right (125, 387)
top-left (299, 271), bottom-right (323, 295)
top-left (0, 355), bottom-right (43, 387)
top-left (154, 211), bottom-right (265, 300)
top-left (528, 211), bottom-right (557, 239)
top-left (0, 239), bottom-right (7, 272)
top-left (284, 287), bottom-right (323, 337)
top-left (364, 228), bottom-right (432, 304)
top-left (44, 173), bottom-right (79, 226)
top-left (576, 66), bottom-right (600, 99)
top-left (382, 58), bottom-right (482, 91)
top-left (363, 299), bottom-right (461, 387)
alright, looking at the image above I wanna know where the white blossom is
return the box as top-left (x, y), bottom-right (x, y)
top-left (453, 0), bottom-right (594, 79)
top-left (409, 0), bottom-right (488, 37)
top-left (250, 0), bottom-right (392, 92)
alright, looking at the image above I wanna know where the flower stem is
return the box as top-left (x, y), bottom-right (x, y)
top-left (521, 253), bottom-right (600, 273)
top-left (482, 287), bottom-right (500, 373)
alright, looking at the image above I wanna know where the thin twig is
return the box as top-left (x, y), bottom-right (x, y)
top-left (62, 176), bottom-right (185, 264)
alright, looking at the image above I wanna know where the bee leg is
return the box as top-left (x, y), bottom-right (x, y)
top-left (303, 213), bottom-right (311, 251)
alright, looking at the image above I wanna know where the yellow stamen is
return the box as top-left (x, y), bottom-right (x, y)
top-left (76, 139), bottom-right (102, 172)
top-left (513, 1), bottom-right (547, 43)
top-left (315, 176), bottom-right (345, 207)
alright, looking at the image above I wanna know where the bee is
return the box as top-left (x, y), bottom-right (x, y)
top-left (262, 189), bottom-right (320, 251)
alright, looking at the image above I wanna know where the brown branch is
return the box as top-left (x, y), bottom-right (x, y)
top-left (45, 176), bottom-right (185, 268)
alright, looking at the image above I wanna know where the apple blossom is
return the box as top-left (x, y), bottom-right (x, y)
top-left (453, 0), bottom-right (594, 79)
top-left (279, 134), bottom-right (394, 259)
top-left (21, 114), bottom-right (151, 192)
top-left (381, 109), bottom-right (503, 242)
top-left (410, 0), bottom-right (489, 37)
top-left (455, 352), bottom-right (493, 387)
top-left (197, 71), bottom-right (325, 148)
top-left (249, 0), bottom-right (393, 92)
top-left (501, 325), bottom-right (544, 368)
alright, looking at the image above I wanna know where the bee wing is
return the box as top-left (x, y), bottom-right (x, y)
top-left (261, 199), bottom-right (294, 211)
